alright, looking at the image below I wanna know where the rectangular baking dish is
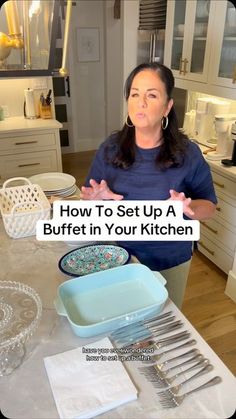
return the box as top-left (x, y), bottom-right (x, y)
top-left (54, 263), bottom-right (168, 337)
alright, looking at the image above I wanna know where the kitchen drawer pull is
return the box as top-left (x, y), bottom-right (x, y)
top-left (18, 163), bottom-right (40, 167)
top-left (213, 180), bottom-right (224, 188)
top-left (15, 141), bottom-right (38, 145)
top-left (200, 221), bottom-right (218, 234)
top-left (183, 58), bottom-right (188, 75)
top-left (198, 241), bottom-right (215, 256)
top-left (216, 206), bottom-right (221, 212)
top-left (179, 58), bottom-right (184, 74)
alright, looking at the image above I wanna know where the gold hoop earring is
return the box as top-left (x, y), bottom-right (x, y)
top-left (126, 115), bottom-right (134, 128)
top-left (161, 115), bottom-right (168, 130)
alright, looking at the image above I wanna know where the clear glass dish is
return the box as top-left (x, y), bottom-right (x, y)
top-left (0, 281), bottom-right (42, 376)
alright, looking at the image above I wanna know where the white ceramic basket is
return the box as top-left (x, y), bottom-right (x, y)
top-left (0, 177), bottom-right (50, 239)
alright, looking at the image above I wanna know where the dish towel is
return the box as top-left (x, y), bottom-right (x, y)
top-left (44, 337), bottom-right (138, 419)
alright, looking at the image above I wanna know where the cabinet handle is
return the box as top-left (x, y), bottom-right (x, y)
top-left (200, 221), bottom-right (218, 234)
top-left (198, 241), bottom-right (215, 255)
top-left (15, 141), bottom-right (38, 145)
top-left (213, 180), bottom-right (224, 188)
top-left (65, 76), bottom-right (70, 97)
top-left (179, 58), bottom-right (184, 74)
top-left (232, 65), bottom-right (236, 83)
top-left (216, 206), bottom-right (221, 212)
top-left (18, 163), bottom-right (40, 167)
top-left (183, 58), bottom-right (188, 75)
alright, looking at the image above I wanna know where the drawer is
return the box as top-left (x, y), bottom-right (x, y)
top-left (0, 132), bottom-right (56, 154)
top-left (200, 219), bottom-right (236, 256)
top-left (198, 234), bottom-right (233, 274)
top-left (211, 169), bottom-right (236, 199)
top-left (0, 151), bottom-right (59, 181)
top-left (214, 196), bottom-right (236, 228)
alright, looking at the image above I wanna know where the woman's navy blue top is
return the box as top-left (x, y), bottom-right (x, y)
top-left (85, 135), bottom-right (217, 270)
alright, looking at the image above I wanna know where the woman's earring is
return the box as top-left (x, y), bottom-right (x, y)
top-left (161, 115), bottom-right (168, 130)
top-left (126, 115), bottom-right (134, 128)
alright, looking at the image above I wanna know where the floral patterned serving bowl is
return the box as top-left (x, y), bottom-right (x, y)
top-left (58, 244), bottom-right (131, 277)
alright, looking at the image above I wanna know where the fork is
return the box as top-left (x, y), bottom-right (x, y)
top-left (141, 358), bottom-right (209, 388)
top-left (158, 363), bottom-right (214, 400)
top-left (160, 376), bottom-right (222, 408)
top-left (151, 348), bottom-right (200, 370)
top-left (140, 353), bottom-right (204, 380)
top-left (141, 339), bottom-right (197, 364)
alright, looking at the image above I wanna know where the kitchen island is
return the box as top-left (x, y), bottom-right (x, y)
top-left (0, 222), bottom-right (235, 419)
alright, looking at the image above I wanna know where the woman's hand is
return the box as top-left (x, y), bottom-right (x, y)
top-left (80, 179), bottom-right (124, 201)
top-left (169, 189), bottom-right (195, 217)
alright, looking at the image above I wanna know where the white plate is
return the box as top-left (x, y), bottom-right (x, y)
top-left (28, 172), bottom-right (76, 192)
top-left (44, 185), bottom-right (77, 196)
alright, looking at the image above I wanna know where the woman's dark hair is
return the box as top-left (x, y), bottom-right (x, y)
top-left (106, 62), bottom-right (189, 169)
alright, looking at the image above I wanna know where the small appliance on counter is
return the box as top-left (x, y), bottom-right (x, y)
top-left (194, 97), bottom-right (230, 145)
top-left (182, 109), bottom-right (196, 137)
top-left (206, 114), bottom-right (236, 161)
top-left (221, 122), bottom-right (236, 167)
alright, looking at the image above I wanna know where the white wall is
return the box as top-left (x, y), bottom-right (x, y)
top-left (68, 0), bottom-right (106, 152)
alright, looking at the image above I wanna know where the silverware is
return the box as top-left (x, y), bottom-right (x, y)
top-left (114, 320), bottom-right (184, 345)
top-left (142, 339), bottom-right (197, 364)
top-left (111, 311), bottom-right (174, 338)
top-left (140, 358), bottom-right (209, 389)
top-left (140, 353), bottom-right (204, 379)
top-left (158, 364), bottom-right (214, 400)
top-left (120, 330), bottom-right (191, 351)
top-left (159, 376), bottom-right (222, 408)
top-left (111, 315), bottom-right (176, 339)
top-left (150, 348), bottom-right (200, 370)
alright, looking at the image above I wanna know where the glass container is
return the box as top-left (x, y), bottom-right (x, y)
top-left (0, 281), bottom-right (42, 376)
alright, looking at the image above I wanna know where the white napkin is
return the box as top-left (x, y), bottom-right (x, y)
top-left (44, 337), bottom-right (138, 419)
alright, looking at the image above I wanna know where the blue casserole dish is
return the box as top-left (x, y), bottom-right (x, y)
top-left (54, 263), bottom-right (168, 338)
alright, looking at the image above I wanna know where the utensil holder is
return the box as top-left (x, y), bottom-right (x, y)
top-left (39, 103), bottom-right (52, 119)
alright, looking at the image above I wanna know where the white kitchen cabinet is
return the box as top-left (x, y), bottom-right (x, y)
top-left (0, 117), bottom-right (62, 185)
top-left (210, 1), bottom-right (236, 89)
top-left (198, 167), bottom-right (236, 274)
top-left (164, 0), bottom-right (215, 83)
top-left (164, 0), bottom-right (236, 99)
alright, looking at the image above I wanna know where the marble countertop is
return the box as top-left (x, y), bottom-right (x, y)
top-left (0, 223), bottom-right (235, 419)
top-left (194, 141), bottom-right (236, 181)
top-left (0, 116), bottom-right (62, 134)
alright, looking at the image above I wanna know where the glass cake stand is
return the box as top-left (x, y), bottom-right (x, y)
top-left (0, 281), bottom-right (42, 376)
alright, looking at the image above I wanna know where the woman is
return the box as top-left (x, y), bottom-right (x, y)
top-left (81, 62), bottom-right (217, 308)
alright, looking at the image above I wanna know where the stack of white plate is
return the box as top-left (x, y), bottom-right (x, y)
top-left (28, 172), bottom-right (77, 198)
